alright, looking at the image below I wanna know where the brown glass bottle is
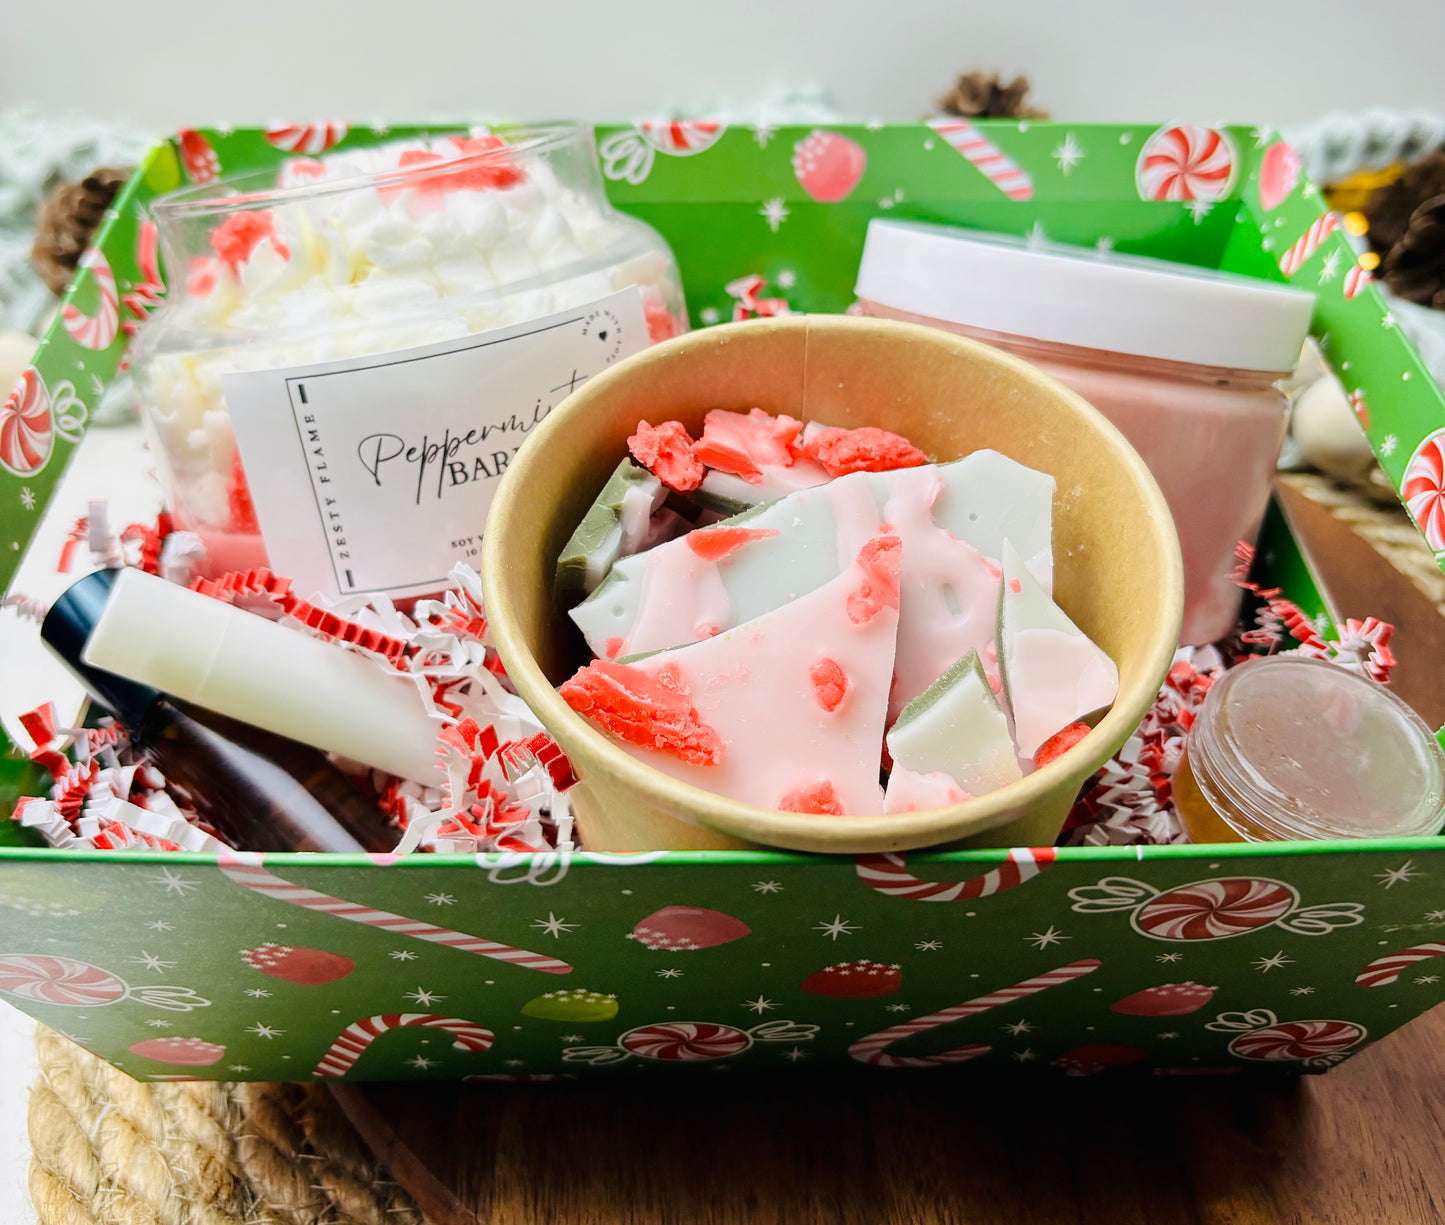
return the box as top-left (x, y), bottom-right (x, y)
top-left (42, 569), bottom-right (398, 854)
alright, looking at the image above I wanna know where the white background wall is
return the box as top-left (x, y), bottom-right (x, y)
top-left (1, 0), bottom-right (1442, 132)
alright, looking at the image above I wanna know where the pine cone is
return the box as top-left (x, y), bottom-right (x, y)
top-left (1363, 151), bottom-right (1445, 262)
top-left (937, 72), bottom-right (1047, 120)
top-left (31, 168), bottom-right (130, 295)
top-left (1381, 193), bottom-right (1445, 309)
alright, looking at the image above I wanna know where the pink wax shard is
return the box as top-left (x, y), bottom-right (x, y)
top-left (686, 525), bottom-right (780, 563)
top-left (803, 425), bottom-right (928, 477)
top-left (210, 210), bottom-right (289, 273)
top-left (846, 535), bottom-right (902, 625)
top-left (808, 657), bottom-right (849, 713)
top-left (628, 420), bottom-right (705, 492)
top-left (778, 780), bottom-right (845, 815)
top-left (559, 659), bottom-right (724, 766)
top-left (693, 408), bottom-right (806, 481)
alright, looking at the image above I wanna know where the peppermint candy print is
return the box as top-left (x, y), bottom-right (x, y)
top-left (599, 120), bottom-right (726, 185)
top-left (314, 1013), bottom-right (494, 1078)
top-left (1, 367), bottom-right (53, 476)
top-left (0, 953), bottom-right (209, 1011)
top-left (177, 129), bottom-right (220, 184)
top-left (1206, 1009), bottom-right (1365, 1068)
top-left (563, 1018), bottom-right (816, 1067)
top-left (1068, 876), bottom-right (1363, 941)
top-left (1355, 942), bottom-right (1445, 988)
top-left (1403, 428), bottom-right (1445, 556)
top-left (848, 959), bottom-right (1100, 1068)
top-left (60, 249), bottom-right (120, 350)
top-left (265, 121), bottom-right (350, 155)
top-left (855, 847), bottom-right (1054, 902)
top-left (1135, 124), bottom-right (1237, 203)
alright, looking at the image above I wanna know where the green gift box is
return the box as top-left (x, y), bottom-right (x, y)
top-left (1, 119), bottom-right (1443, 1083)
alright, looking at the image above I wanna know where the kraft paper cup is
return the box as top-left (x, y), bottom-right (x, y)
top-left (482, 315), bottom-right (1183, 854)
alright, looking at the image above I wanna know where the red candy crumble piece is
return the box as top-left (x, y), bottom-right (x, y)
top-left (803, 425), bottom-right (928, 477)
top-left (1035, 721), bottom-right (1091, 768)
top-left (807, 657), bottom-right (849, 713)
top-left (692, 408), bottom-right (806, 482)
top-left (210, 209), bottom-right (289, 273)
top-left (628, 419), bottom-right (704, 492)
top-left (846, 534), bottom-right (902, 625)
top-left (604, 636), bottom-right (625, 659)
top-left (686, 524), bottom-right (780, 563)
top-left (560, 659), bottom-right (724, 766)
top-left (777, 780), bottom-right (845, 815)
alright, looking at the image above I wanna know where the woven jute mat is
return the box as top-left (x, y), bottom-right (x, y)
top-left (27, 1027), bottom-right (420, 1225)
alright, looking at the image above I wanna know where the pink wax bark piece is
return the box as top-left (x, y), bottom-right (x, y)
top-left (578, 534), bottom-right (903, 815)
top-left (883, 766), bottom-right (971, 814)
top-left (693, 408), bottom-right (807, 480)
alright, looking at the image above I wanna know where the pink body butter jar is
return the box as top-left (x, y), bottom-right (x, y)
top-left (855, 220), bottom-right (1315, 646)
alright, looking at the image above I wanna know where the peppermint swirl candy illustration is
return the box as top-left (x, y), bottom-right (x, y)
top-left (0, 953), bottom-right (208, 1011)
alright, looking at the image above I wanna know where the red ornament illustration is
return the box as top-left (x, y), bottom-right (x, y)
top-left (241, 942), bottom-right (354, 986)
top-left (178, 129), bottom-right (220, 184)
top-left (1258, 141), bottom-right (1301, 211)
top-left (61, 249), bottom-right (120, 350)
top-left (856, 846), bottom-right (1054, 902)
top-left (128, 1036), bottom-right (227, 1066)
top-left (621, 1021), bottom-right (752, 1062)
top-left (1110, 982), bottom-right (1216, 1017)
top-left (1136, 124), bottom-right (1236, 202)
top-left (1136, 878), bottom-right (1297, 941)
top-left (1, 367), bottom-right (54, 476)
top-left (631, 905), bottom-right (750, 951)
top-left (1053, 1044), bottom-right (1149, 1077)
top-left (265, 121), bottom-right (349, 155)
top-left (792, 130), bottom-right (867, 203)
top-left (801, 960), bottom-right (902, 998)
top-left (1404, 429), bottom-right (1445, 556)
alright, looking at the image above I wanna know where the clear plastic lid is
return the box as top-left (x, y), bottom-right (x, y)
top-left (1191, 655), bottom-right (1445, 840)
top-left (854, 219), bottom-right (1315, 373)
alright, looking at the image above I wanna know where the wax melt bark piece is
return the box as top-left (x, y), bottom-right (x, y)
top-left (931, 449), bottom-right (1055, 592)
top-left (997, 540), bottom-right (1118, 758)
top-left (554, 459), bottom-right (677, 604)
top-left (885, 649), bottom-right (1022, 813)
top-left (566, 534), bottom-right (903, 815)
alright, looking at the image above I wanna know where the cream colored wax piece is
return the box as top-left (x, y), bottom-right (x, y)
top-left (81, 567), bottom-right (442, 781)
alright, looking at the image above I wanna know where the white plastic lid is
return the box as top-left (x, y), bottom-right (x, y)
top-left (855, 219), bottom-right (1315, 373)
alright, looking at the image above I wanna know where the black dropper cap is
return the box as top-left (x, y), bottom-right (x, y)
top-left (40, 569), bottom-right (162, 728)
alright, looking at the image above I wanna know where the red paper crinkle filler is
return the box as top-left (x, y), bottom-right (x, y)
top-left (777, 780), bottom-right (845, 815)
top-left (1035, 721), bottom-right (1091, 768)
top-left (846, 534), bottom-right (902, 625)
top-left (560, 659), bottom-right (724, 766)
top-left (807, 657), bottom-right (849, 713)
top-left (692, 408), bottom-right (805, 481)
top-left (628, 420), bottom-right (705, 492)
top-left (686, 525), bottom-right (780, 563)
top-left (803, 425), bottom-right (928, 477)
top-left (210, 210), bottom-right (289, 272)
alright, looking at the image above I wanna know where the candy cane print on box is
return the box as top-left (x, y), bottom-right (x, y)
top-left (925, 119), bottom-right (1033, 201)
top-left (314, 1013), bottom-right (495, 1078)
top-left (855, 847), bottom-right (1054, 902)
top-left (60, 249), bottom-right (120, 351)
top-left (1355, 943), bottom-right (1445, 988)
top-left (1068, 877), bottom-right (1363, 940)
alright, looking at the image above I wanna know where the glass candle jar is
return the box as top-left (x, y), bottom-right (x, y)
top-left (1173, 655), bottom-right (1445, 843)
top-left (131, 123), bottom-right (687, 582)
top-left (854, 220), bottom-right (1315, 646)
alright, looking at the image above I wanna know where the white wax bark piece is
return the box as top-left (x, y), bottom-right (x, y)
top-left (606, 536), bottom-right (900, 815)
top-left (883, 766), bottom-right (971, 814)
top-left (886, 648), bottom-right (1022, 801)
top-left (82, 568), bottom-right (441, 782)
top-left (695, 459), bottom-right (831, 513)
top-left (997, 539), bottom-right (1118, 758)
top-left (931, 449), bottom-right (1055, 593)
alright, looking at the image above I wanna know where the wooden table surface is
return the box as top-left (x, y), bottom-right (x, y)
top-left (334, 1001), bottom-right (1445, 1224)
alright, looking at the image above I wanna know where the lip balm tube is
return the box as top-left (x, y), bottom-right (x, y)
top-left (80, 566), bottom-right (440, 782)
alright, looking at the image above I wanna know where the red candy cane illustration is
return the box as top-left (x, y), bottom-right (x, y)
top-left (848, 958), bottom-right (1101, 1067)
top-left (61, 250), bottom-right (120, 350)
top-left (218, 852), bottom-right (571, 974)
top-left (313, 1013), bottom-right (494, 1078)
top-left (1279, 213), bottom-right (1340, 276)
top-left (856, 847), bottom-right (1054, 902)
top-left (927, 118), bottom-right (1033, 201)
top-left (1355, 942), bottom-right (1445, 988)
top-left (1343, 263), bottom-right (1373, 299)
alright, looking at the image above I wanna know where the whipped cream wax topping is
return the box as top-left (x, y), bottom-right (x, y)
top-left (134, 127), bottom-right (686, 561)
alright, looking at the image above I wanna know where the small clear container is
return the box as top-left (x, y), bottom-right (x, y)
top-left (1173, 655), bottom-right (1445, 843)
top-left (854, 220), bottom-right (1316, 646)
top-left (132, 123), bottom-right (688, 577)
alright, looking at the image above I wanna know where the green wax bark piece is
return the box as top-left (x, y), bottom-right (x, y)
top-left (554, 459), bottom-right (665, 608)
